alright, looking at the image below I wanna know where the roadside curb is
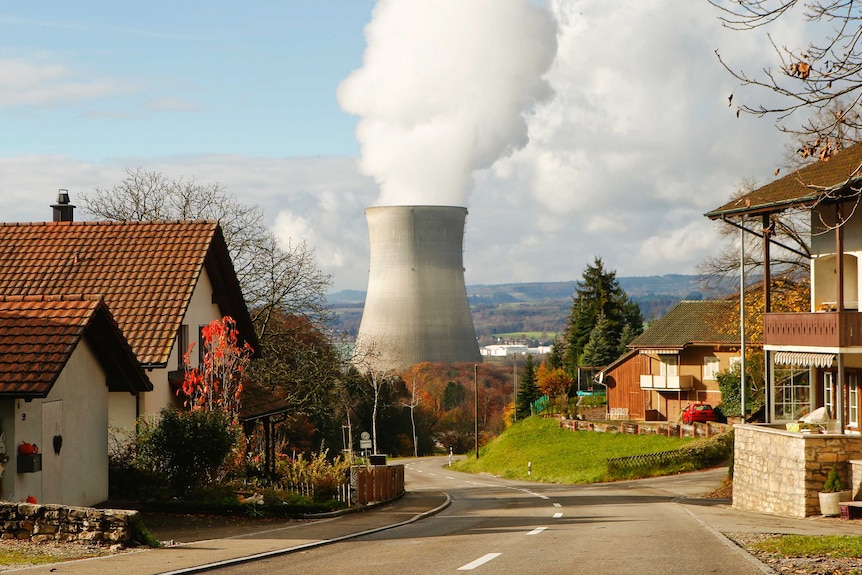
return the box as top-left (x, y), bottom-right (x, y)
top-left (158, 492), bottom-right (452, 575)
top-left (675, 500), bottom-right (777, 575)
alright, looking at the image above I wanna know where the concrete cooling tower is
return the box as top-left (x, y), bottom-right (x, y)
top-left (356, 205), bottom-right (482, 372)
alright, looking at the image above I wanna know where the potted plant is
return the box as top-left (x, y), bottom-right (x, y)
top-left (819, 465), bottom-right (852, 516)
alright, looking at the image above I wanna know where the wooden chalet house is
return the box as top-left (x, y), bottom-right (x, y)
top-left (598, 300), bottom-right (740, 421)
top-left (0, 193), bottom-right (260, 440)
top-left (706, 145), bottom-right (862, 430)
top-left (705, 144), bottom-right (862, 517)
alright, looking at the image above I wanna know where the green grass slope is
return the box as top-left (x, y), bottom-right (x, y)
top-left (451, 416), bottom-right (694, 483)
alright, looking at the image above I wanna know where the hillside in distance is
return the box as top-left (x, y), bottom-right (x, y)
top-left (327, 274), bottom-right (719, 340)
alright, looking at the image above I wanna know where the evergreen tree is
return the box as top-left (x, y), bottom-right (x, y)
top-left (580, 312), bottom-right (618, 368)
top-left (516, 355), bottom-right (541, 420)
top-left (548, 339), bottom-right (565, 369)
top-left (563, 257), bottom-right (644, 375)
top-left (617, 323), bottom-right (637, 357)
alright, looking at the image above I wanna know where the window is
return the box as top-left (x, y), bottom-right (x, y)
top-left (774, 367), bottom-right (811, 421)
top-left (177, 324), bottom-right (189, 370)
top-left (824, 372), bottom-right (835, 419)
top-left (703, 356), bottom-right (720, 380)
top-left (659, 354), bottom-right (678, 377)
top-left (198, 325), bottom-right (207, 365)
top-left (850, 374), bottom-right (859, 428)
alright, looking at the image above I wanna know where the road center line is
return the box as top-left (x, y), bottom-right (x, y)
top-left (458, 553), bottom-right (502, 570)
top-left (526, 527), bottom-right (548, 535)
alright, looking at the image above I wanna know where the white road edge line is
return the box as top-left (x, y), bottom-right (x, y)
top-left (526, 527), bottom-right (548, 535)
top-left (458, 553), bottom-right (502, 571)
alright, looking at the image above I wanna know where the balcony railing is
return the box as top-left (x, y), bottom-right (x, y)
top-left (764, 311), bottom-right (862, 348)
top-left (639, 374), bottom-right (693, 390)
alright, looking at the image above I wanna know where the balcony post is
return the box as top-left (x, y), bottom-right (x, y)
top-left (763, 214), bottom-right (773, 422)
top-left (837, 204), bottom-right (846, 432)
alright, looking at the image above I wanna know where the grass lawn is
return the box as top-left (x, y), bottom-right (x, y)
top-left (451, 416), bottom-right (694, 483)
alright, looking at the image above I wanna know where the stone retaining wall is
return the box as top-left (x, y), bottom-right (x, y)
top-left (0, 502), bottom-right (139, 544)
top-left (733, 424), bottom-right (862, 517)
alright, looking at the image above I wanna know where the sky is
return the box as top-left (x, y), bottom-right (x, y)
top-left (1, 1), bottom-right (807, 292)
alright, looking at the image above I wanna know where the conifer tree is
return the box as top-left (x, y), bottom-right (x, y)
top-left (516, 355), bottom-right (541, 420)
top-left (563, 257), bottom-right (644, 375)
top-left (580, 312), bottom-right (618, 369)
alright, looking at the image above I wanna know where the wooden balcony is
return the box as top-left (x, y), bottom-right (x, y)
top-left (764, 311), bottom-right (862, 348)
top-left (639, 374), bottom-right (693, 390)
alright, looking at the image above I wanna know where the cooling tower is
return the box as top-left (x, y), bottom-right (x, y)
top-left (356, 205), bottom-right (482, 372)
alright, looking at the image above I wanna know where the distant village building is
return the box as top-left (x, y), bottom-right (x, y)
top-left (480, 344), bottom-right (550, 357)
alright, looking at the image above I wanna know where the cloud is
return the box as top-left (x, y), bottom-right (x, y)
top-left (0, 57), bottom-right (135, 107)
top-left (337, 0), bottom-right (558, 207)
top-left (0, 1), bottom-right (814, 294)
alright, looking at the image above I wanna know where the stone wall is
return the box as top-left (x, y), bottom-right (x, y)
top-left (733, 424), bottom-right (862, 517)
top-left (0, 502), bottom-right (139, 544)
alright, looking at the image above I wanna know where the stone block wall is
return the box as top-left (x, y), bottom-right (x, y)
top-left (733, 424), bottom-right (862, 517)
top-left (0, 502), bottom-right (139, 544)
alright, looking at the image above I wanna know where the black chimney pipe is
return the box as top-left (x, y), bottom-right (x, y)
top-left (51, 189), bottom-right (75, 222)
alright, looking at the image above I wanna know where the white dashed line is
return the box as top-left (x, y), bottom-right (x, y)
top-left (526, 527), bottom-right (547, 535)
top-left (458, 553), bottom-right (502, 570)
top-left (553, 512), bottom-right (563, 519)
top-left (553, 503), bottom-right (562, 508)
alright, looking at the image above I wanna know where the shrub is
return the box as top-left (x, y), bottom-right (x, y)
top-left (824, 466), bottom-right (844, 493)
top-left (277, 449), bottom-right (350, 502)
top-left (136, 408), bottom-right (241, 496)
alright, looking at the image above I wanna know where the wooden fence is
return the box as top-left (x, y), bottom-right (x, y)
top-left (353, 464), bottom-right (405, 506)
top-left (559, 417), bottom-right (729, 438)
top-left (280, 464), bottom-right (405, 508)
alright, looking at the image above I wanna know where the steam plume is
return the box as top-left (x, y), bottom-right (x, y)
top-left (338, 0), bottom-right (558, 206)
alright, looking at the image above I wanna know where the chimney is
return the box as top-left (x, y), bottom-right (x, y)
top-left (51, 189), bottom-right (75, 222)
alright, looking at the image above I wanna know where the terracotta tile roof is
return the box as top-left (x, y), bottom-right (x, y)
top-left (0, 294), bottom-right (150, 396)
top-left (0, 220), bottom-right (257, 366)
top-left (628, 300), bottom-right (739, 350)
top-left (706, 144), bottom-right (862, 219)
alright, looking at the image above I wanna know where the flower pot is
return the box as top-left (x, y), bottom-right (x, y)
top-left (819, 490), bottom-right (852, 516)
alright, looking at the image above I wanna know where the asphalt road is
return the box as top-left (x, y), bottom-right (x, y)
top-left (211, 457), bottom-right (763, 575)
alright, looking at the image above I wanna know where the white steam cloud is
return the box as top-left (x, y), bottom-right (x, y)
top-left (337, 0), bottom-right (558, 207)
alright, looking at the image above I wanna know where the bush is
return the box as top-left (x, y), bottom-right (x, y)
top-left (824, 466), bottom-right (844, 492)
top-left (277, 450), bottom-right (350, 502)
top-left (136, 408), bottom-right (241, 496)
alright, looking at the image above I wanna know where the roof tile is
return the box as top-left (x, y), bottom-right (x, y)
top-left (0, 220), bottom-right (219, 365)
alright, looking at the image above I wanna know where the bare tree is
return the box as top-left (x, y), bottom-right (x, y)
top-left (710, 1), bottom-right (862, 158)
top-left (699, 179), bottom-right (812, 291)
top-left (82, 168), bottom-right (332, 339)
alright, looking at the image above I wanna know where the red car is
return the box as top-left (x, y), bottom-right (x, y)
top-left (682, 403), bottom-right (716, 424)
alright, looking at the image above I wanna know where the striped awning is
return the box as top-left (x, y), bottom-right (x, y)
top-left (773, 351), bottom-right (835, 368)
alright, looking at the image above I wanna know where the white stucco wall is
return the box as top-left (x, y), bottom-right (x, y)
top-left (109, 268), bottom-right (223, 433)
top-left (10, 339), bottom-right (109, 507)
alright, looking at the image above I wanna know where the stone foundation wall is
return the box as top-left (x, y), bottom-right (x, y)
top-left (0, 502), bottom-right (139, 544)
top-left (733, 424), bottom-right (862, 517)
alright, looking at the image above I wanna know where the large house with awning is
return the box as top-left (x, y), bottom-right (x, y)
top-left (705, 144), bottom-right (862, 517)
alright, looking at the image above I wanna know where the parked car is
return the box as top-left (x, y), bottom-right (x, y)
top-left (682, 403), bottom-right (716, 424)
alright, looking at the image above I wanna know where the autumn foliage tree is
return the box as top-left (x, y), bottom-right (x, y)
top-left (181, 316), bottom-right (254, 422)
top-left (536, 363), bottom-right (574, 414)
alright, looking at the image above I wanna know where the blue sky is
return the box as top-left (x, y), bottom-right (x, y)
top-left (1, 1), bottom-right (806, 292)
top-left (2, 2), bottom-right (370, 158)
